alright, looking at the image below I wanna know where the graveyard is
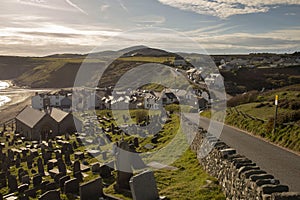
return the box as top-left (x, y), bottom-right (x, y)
top-left (0, 108), bottom-right (225, 200)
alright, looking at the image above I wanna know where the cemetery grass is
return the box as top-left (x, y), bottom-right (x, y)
top-left (99, 109), bottom-right (225, 199)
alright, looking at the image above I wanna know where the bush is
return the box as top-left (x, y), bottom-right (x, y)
top-left (290, 101), bottom-right (300, 110)
top-left (227, 91), bottom-right (259, 107)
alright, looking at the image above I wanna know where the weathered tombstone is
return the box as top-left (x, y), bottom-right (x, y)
top-left (59, 175), bottom-right (70, 192)
top-left (45, 181), bottom-right (57, 191)
top-left (57, 159), bottom-right (67, 175)
top-left (39, 190), bottom-right (61, 200)
top-left (99, 165), bottom-right (112, 179)
top-left (73, 160), bottom-right (81, 175)
top-left (24, 188), bottom-right (37, 198)
top-left (21, 175), bottom-right (30, 185)
top-left (18, 184), bottom-right (29, 194)
top-left (115, 141), bottom-right (133, 191)
top-left (91, 163), bottom-right (100, 173)
top-left (64, 178), bottom-right (79, 194)
top-left (133, 137), bottom-right (139, 147)
top-left (130, 170), bottom-right (159, 200)
top-left (64, 152), bottom-right (71, 165)
top-left (79, 178), bottom-right (103, 200)
top-left (8, 174), bottom-right (18, 192)
top-left (72, 141), bottom-right (78, 150)
top-left (33, 174), bottom-right (42, 187)
top-left (37, 158), bottom-right (45, 175)
top-left (74, 152), bottom-right (84, 160)
top-left (54, 173), bottom-right (64, 185)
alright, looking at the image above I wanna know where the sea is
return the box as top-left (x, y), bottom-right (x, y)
top-left (0, 81), bottom-right (11, 107)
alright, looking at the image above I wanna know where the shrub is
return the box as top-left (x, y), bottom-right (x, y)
top-left (290, 101), bottom-right (300, 110)
top-left (227, 91), bottom-right (259, 107)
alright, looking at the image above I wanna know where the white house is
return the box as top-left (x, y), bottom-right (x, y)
top-left (144, 93), bottom-right (160, 110)
top-left (204, 73), bottom-right (224, 88)
top-left (31, 92), bottom-right (72, 110)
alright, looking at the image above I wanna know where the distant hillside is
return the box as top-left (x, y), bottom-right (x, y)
top-left (221, 66), bottom-right (300, 94)
top-left (0, 47), bottom-right (299, 93)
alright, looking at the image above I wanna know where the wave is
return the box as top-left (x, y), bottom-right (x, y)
top-left (0, 81), bottom-right (10, 90)
top-left (0, 81), bottom-right (11, 107)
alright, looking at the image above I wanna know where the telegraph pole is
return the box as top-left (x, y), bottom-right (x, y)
top-left (273, 95), bottom-right (279, 134)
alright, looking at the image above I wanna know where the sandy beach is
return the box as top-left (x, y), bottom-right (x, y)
top-left (0, 80), bottom-right (53, 124)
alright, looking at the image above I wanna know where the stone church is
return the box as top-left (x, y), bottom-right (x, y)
top-left (15, 106), bottom-right (81, 141)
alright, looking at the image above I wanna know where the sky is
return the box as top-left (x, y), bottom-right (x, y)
top-left (0, 0), bottom-right (299, 56)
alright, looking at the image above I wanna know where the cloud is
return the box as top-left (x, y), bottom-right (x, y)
top-left (158, 0), bottom-right (300, 18)
top-left (65, 0), bottom-right (88, 15)
top-left (100, 4), bottom-right (110, 12)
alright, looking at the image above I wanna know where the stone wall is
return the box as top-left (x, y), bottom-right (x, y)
top-left (189, 127), bottom-right (300, 200)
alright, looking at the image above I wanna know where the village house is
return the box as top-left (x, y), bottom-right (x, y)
top-left (15, 106), bottom-right (81, 141)
top-left (204, 73), bottom-right (224, 88)
top-left (144, 93), bottom-right (160, 110)
top-left (31, 91), bottom-right (72, 111)
top-left (161, 91), bottom-right (179, 106)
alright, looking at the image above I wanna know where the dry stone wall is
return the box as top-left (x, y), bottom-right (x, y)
top-left (190, 127), bottom-right (300, 200)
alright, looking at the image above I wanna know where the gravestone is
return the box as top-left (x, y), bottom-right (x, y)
top-left (8, 174), bottom-right (18, 192)
top-left (39, 190), bottom-right (61, 200)
top-left (79, 178), bottom-right (103, 200)
top-left (37, 158), bottom-right (45, 175)
top-left (130, 170), bottom-right (159, 200)
top-left (64, 152), bottom-right (71, 165)
top-left (18, 184), bottom-right (29, 194)
top-left (57, 159), bottom-right (67, 175)
top-left (59, 175), bottom-right (70, 192)
top-left (21, 175), bottom-right (30, 185)
top-left (33, 174), bottom-right (42, 187)
top-left (133, 137), bottom-right (139, 147)
top-left (115, 141), bottom-right (133, 191)
top-left (64, 178), bottom-right (79, 194)
top-left (73, 160), bottom-right (81, 175)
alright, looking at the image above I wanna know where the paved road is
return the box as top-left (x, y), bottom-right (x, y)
top-left (184, 113), bottom-right (300, 192)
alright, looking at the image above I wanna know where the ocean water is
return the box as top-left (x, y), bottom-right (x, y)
top-left (0, 81), bottom-right (11, 107)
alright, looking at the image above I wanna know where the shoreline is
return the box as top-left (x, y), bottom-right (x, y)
top-left (0, 80), bottom-right (33, 124)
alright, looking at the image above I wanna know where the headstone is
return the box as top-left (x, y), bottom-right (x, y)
top-left (91, 163), bottom-right (100, 173)
top-left (18, 184), bottom-right (29, 194)
top-left (133, 137), bottom-right (139, 147)
top-left (59, 175), bottom-right (70, 192)
top-left (73, 160), bottom-right (81, 175)
top-left (37, 158), bottom-right (45, 175)
top-left (33, 174), bottom-right (42, 187)
top-left (39, 190), bottom-right (61, 200)
top-left (79, 178), bottom-right (103, 200)
top-left (24, 188), bottom-right (37, 198)
top-left (129, 170), bottom-right (159, 200)
top-left (64, 178), bottom-right (79, 194)
top-left (45, 182), bottom-right (57, 191)
top-left (57, 159), bottom-right (67, 175)
top-left (8, 175), bottom-right (18, 192)
top-left (115, 141), bottom-right (133, 191)
top-left (64, 152), bottom-right (71, 165)
top-left (21, 175), bottom-right (30, 185)
top-left (74, 152), bottom-right (84, 160)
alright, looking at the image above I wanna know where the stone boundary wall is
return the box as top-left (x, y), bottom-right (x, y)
top-left (189, 126), bottom-right (300, 200)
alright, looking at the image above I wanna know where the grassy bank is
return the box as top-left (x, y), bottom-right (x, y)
top-left (201, 84), bottom-right (300, 152)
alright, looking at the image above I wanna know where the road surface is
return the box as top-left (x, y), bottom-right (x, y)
top-left (184, 113), bottom-right (300, 192)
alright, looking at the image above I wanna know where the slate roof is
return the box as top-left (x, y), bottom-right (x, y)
top-left (16, 106), bottom-right (70, 128)
top-left (16, 106), bottom-right (46, 128)
top-left (49, 108), bottom-right (69, 123)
